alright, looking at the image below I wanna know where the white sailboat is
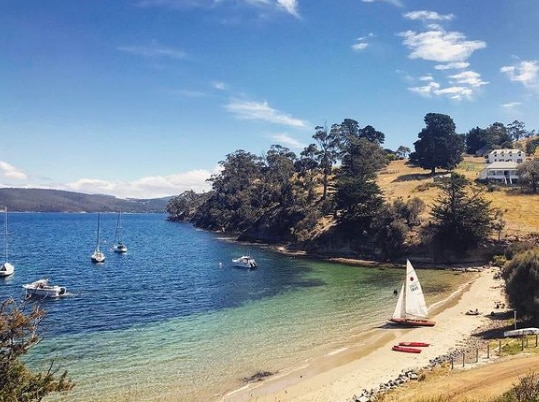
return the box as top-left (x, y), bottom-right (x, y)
top-left (0, 207), bottom-right (14, 277)
top-left (389, 259), bottom-right (435, 327)
top-left (112, 211), bottom-right (127, 253)
top-left (91, 213), bottom-right (106, 263)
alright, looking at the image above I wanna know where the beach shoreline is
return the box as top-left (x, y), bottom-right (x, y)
top-left (218, 266), bottom-right (506, 402)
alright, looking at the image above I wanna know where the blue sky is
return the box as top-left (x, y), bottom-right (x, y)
top-left (2, 0), bottom-right (538, 199)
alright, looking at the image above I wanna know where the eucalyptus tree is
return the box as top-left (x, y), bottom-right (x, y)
top-left (517, 159), bottom-right (539, 193)
top-left (409, 113), bottom-right (465, 175)
top-left (396, 145), bottom-right (411, 159)
top-left (486, 122), bottom-right (512, 149)
top-left (312, 124), bottom-right (340, 200)
top-left (507, 120), bottom-right (526, 142)
top-left (262, 144), bottom-right (298, 209)
top-left (166, 190), bottom-right (208, 222)
top-left (295, 143), bottom-right (320, 203)
top-left (193, 150), bottom-right (264, 231)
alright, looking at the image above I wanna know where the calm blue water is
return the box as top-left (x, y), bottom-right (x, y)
top-left (0, 213), bottom-right (460, 401)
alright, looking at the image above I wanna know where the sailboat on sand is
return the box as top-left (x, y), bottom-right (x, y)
top-left (91, 213), bottom-right (106, 263)
top-left (389, 259), bottom-right (435, 327)
top-left (0, 207), bottom-right (14, 277)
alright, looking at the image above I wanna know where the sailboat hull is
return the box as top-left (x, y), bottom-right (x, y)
top-left (389, 317), bottom-right (436, 327)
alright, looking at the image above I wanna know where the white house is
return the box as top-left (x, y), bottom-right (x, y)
top-left (479, 149), bottom-right (525, 184)
top-left (486, 149), bottom-right (524, 164)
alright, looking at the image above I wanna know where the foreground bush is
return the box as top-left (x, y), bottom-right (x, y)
top-left (0, 297), bottom-right (73, 401)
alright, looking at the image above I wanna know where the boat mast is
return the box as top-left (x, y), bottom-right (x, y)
top-left (96, 212), bottom-right (101, 251)
top-left (3, 208), bottom-right (8, 263)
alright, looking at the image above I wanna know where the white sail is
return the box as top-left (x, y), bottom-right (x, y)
top-left (403, 259), bottom-right (429, 318)
top-left (392, 283), bottom-right (405, 319)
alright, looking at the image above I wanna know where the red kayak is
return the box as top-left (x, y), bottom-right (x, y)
top-left (392, 345), bottom-right (422, 353)
top-left (398, 342), bottom-right (430, 347)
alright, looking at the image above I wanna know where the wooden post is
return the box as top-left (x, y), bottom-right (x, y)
top-left (487, 343), bottom-right (490, 359)
top-left (514, 310), bottom-right (517, 329)
top-left (462, 351), bottom-right (465, 367)
top-left (499, 340), bottom-right (502, 355)
top-left (522, 336), bottom-right (524, 351)
top-left (475, 348), bottom-right (479, 363)
top-left (451, 357), bottom-right (454, 370)
top-left (536, 335), bottom-right (538, 347)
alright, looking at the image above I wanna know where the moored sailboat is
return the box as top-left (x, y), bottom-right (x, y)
top-left (113, 211), bottom-right (127, 253)
top-left (91, 212), bottom-right (106, 263)
top-left (389, 259), bottom-right (435, 327)
top-left (0, 207), bottom-right (14, 277)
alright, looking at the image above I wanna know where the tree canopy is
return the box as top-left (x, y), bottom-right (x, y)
top-left (429, 173), bottom-right (496, 259)
top-left (502, 248), bottom-right (539, 326)
top-left (409, 113), bottom-right (465, 175)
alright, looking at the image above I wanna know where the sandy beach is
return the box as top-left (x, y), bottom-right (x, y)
top-left (220, 267), bottom-right (505, 402)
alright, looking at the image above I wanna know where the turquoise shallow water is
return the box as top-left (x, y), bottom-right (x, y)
top-left (0, 213), bottom-right (458, 401)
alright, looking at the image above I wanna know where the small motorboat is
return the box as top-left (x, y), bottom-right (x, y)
top-left (392, 345), bottom-right (422, 353)
top-left (23, 279), bottom-right (67, 298)
top-left (232, 255), bottom-right (257, 270)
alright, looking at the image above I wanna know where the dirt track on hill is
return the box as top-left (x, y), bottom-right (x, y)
top-left (384, 354), bottom-right (539, 401)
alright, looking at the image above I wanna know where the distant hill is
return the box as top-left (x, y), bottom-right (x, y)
top-left (0, 188), bottom-right (172, 213)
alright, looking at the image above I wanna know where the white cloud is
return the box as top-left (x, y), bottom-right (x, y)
top-left (403, 10), bottom-right (454, 22)
top-left (500, 60), bottom-right (539, 90)
top-left (277, 0), bottom-right (299, 18)
top-left (63, 169), bottom-right (213, 199)
top-left (448, 70), bottom-right (488, 87)
top-left (399, 29), bottom-right (486, 62)
top-left (269, 133), bottom-right (305, 149)
top-left (362, 0), bottom-right (403, 7)
top-left (434, 62), bottom-right (469, 70)
top-left (408, 79), bottom-right (475, 101)
top-left (225, 99), bottom-right (307, 128)
top-left (352, 33), bottom-right (374, 52)
top-left (0, 161), bottom-right (27, 180)
top-left (408, 81), bottom-right (440, 97)
top-left (352, 42), bottom-right (369, 51)
top-left (212, 81), bottom-right (228, 90)
top-left (501, 102), bottom-right (522, 110)
top-left (118, 43), bottom-right (186, 59)
top-left (419, 75), bottom-right (434, 81)
top-left (137, 0), bottom-right (300, 17)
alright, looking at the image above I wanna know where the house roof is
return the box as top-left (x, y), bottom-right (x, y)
top-left (489, 148), bottom-right (522, 153)
top-left (486, 161), bottom-right (519, 169)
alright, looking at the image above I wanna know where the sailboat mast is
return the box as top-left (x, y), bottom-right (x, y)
top-left (3, 208), bottom-right (8, 263)
top-left (96, 213), bottom-right (101, 251)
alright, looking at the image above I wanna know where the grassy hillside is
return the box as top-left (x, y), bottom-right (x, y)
top-left (378, 156), bottom-right (539, 240)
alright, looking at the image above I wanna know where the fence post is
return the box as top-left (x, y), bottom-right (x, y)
top-left (462, 351), bottom-right (465, 367)
top-left (522, 337), bottom-right (524, 351)
top-left (451, 357), bottom-right (454, 370)
top-left (536, 335), bottom-right (538, 348)
top-left (499, 339), bottom-right (502, 355)
top-left (475, 348), bottom-right (479, 363)
top-left (487, 343), bottom-right (490, 359)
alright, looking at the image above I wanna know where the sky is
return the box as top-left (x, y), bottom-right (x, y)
top-left (1, 0), bottom-right (538, 199)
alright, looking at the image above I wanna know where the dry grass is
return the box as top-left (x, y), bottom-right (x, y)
top-left (378, 157), bottom-right (539, 240)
